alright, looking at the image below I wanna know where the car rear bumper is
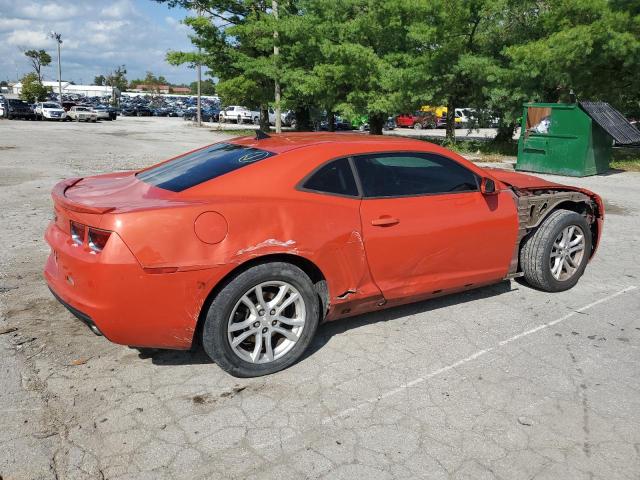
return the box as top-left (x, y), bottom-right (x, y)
top-left (44, 221), bottom-right (222, 349)
top-left (48, 286), bottom-right (103, 336)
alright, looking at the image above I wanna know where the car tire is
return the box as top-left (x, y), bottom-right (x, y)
top-left (413, 122), bottom-right (422, 130)
top-left (201, 262), bottom-right (320, 377)
top-left (237, 115), bottom-right (242, 124)
top-left (520, 209), bottom-right (592, 292)
top-left (253, 116), bottom-right (259, 125)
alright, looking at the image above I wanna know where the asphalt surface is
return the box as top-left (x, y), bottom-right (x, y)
top-left (0, 117), bottom-right (639, 480)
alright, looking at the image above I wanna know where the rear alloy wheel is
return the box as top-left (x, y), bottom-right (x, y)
top-left (413, 122), bottom-right (423, 130)
top-left (520, 209), bottom-right (592, 292)
top-left (202, 262), bottom-right (319, 377)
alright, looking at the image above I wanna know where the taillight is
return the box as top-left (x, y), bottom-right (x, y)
top-left (70, 221), bottom-right (85, 245)
top-left (87, 228), bottom-right (111, 253)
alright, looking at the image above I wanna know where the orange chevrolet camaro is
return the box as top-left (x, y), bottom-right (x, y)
top-left (44, 133), bottom-right (604, 377)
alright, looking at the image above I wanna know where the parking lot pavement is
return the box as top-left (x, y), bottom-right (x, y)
top-left (1, 117), bottom-right (639, 479)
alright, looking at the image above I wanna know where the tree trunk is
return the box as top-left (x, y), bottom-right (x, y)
top-left (494, 121), bottom-right (516, 143)
top-left (445, 98), bottom-right (456, 142)
top-left (293, 106), bottom-right (311, 131)
top-left (328, 111), bottom-right (335, 132)
top-left (259, 106), bottom-right (270, 131)
top-left (368, 113), bottom-right (385, 135)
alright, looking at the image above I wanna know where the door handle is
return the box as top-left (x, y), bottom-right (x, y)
top-left (371, 216), bottom-right (400, 227)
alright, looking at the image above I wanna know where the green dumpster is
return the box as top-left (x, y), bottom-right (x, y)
top-left (516, 101), bottom-right (640, 177)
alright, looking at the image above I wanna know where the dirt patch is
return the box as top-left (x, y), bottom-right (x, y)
top-left (0, 167), bottom-right (41, 187)
top-left (603, 201), bottom-right (631, 216)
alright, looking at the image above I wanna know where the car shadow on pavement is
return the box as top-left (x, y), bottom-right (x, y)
top-left (136, 280), bottom-right (516, 367)
top-left (135, 345), bottom-right (214, 366)
top-left (303, 280), bottom-right (516, 361)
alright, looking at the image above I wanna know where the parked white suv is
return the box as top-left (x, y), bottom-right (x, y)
top-left (35, 102), bottom-right (67, 121)
top-left (219, 105), bottom-right (260, 124)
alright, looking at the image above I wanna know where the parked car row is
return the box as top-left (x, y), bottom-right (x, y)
top-left (0, 98), bottom-right (117, 123)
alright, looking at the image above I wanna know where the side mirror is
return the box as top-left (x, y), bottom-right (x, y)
top-left (480, 177), bottom-right (497, 195)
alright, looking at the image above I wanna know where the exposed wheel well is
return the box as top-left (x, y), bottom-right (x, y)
top-left (516, 199), bottom-right (599, 273)
top-left (192, 254), bottom-right (328, 348)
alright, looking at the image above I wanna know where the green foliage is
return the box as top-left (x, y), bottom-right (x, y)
top-left (130, 71), bottom-right (169, 89)
top-left (19, 73), bottom-right (50, 103)
top-left (505, 0), bottom-right (640, 115)
top-left (24, 49), bottom-right (52, 83)
top-left (157, 0), bottom-right (640, 137)
top-left (94, 75), bottom-right (106, 86)
top-left (105, 66), bottom-right (128, 92)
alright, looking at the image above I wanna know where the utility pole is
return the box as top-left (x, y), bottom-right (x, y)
top-left (196, 8), bottom-right (202, 126)
top-left (50, 32), bottom-right (63, 104)
top-left (273, 0), bottom-right (281, 133)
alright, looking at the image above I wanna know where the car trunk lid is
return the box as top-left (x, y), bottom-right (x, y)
top-left (54, 172), bottom-right (180, 214)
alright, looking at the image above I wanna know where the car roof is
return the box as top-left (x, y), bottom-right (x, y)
top-left (229, 132), bottom-right (428, 155)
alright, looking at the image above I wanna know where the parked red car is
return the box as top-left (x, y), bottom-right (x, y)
top-left (44, 133), bottom-right (603, 377)
top-left (395, 111), bottom-right (438, 129)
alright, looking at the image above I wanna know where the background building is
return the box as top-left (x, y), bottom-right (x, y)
top-left (11, 81), bottom-right (118, 97)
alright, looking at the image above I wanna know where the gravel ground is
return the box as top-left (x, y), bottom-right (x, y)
top-left (1, 117), bottom-right (639, 480)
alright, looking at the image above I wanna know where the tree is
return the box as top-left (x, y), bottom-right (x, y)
top-left (105, 65), bottom-right (128, 92)
top-left (505, 0), bottom-right (640, 116)
top-left (157, 0), bottom-right (640, 140)
top-left (159, 1), bottom-right (279, 130)
top-left (94, 75), bottom-right (106, 86)
top-left (190, 79), bottom-right (216, 95)
top-left (24, 49), bottom-right (51, 83)
top-left (279, 1), bottom-right (418, 134)
top-left (19, 73), bottom-right (50, 103)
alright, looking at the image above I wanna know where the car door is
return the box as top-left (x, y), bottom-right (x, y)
top-left (355, 152), bottom-right (518, 303)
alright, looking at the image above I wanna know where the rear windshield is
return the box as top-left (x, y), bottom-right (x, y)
top-left (137, 143), bottom-right (275, 192)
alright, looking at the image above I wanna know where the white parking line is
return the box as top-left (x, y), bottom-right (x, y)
top-left (324, 285), bottom-right (637, 423)
top-left (256, 285), bottom-right (637, 449)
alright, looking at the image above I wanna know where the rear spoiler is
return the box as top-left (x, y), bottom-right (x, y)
top-left (51, 177), bottom-right (115, 214)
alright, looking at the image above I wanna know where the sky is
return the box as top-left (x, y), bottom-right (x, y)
top-left (0, 0), bottom-right (207, 85)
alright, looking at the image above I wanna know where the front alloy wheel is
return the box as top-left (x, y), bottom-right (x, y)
top-left (549, 225), bottom-right (585, 281)
top-left (520, 209), bottom-right (592, 292)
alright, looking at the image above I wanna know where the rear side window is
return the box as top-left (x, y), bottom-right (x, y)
top-left (303, 157), bottom-right (359, 197)
top-left (354, 153), bottom-right (479, 198)
top-left (137, 143), bottom-right (275, 192)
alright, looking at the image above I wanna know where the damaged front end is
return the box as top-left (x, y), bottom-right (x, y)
top-left (506, 187), bottom-right (603, 277)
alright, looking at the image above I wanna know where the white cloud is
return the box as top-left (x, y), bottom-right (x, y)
top-left (0, 0), bottom-right (200, 84)
top-left (0, 18), bottom-right (31, 32)
top-left (6, 30), bottom-right (51, 48)
top-left (100, 0), bottom-right (137, 19)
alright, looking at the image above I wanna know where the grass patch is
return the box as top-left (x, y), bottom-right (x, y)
top-left (611, 147), bottom-right (640, 172)
top-left (208, 128), bottom-right (260, 137)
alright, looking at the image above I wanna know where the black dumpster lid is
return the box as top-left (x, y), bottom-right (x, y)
top-left (579, 101), bottom-right (640, 145)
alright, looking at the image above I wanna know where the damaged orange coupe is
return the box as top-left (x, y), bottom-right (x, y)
top-left (45, 133), bottom-right (604, 377)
